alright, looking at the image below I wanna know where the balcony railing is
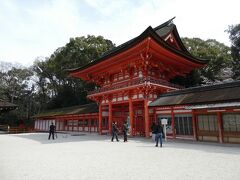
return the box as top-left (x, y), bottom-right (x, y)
top-left (88, 77), bottom-right (183, 95)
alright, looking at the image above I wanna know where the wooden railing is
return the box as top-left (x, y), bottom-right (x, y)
top-left (88, 77), bottom-right (183, 95)
top-left (0, 125), bottom-right (35, 134)
top-left (8, 127), bottom-right (28, 134)
top-left (0, 125), bottom-right (9, 133)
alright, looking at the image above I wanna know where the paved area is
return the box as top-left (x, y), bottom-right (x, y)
top-left (0, 133), bottom-right (240, 180)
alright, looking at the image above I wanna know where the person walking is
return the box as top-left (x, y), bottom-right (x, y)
top-left (155, 122), bottom-right (164, 147)
top-left (123, 121), bottom-right (128, 142)
top-left (48, 122), bottom-right (56, 140)
top-left (111, 121), bottom-right (119, 142)
top-left (151, 122), bottom-right (157, 142)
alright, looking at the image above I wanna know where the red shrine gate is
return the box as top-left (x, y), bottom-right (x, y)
top-left (68, 18), bottom-right (208, 137)
top-left (99, 98), bottom-right (155, 136)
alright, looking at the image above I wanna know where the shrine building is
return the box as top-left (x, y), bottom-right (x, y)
top-left (0, 99), bottom-right (18, 113)
top-left (34, 18), bottom-right (240, 143)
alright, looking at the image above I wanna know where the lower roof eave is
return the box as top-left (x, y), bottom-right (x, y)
top-left (185, 102), bottom-right (240, 110)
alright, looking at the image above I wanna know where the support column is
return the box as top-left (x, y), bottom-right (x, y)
top-left (108, 101), bottom-right (113, 135)
top-left (192, 110), bottom-right (198, 141)
top-left (217, 112), bottom-right (223, 143)
top-left (129, 98), bottom-right (134, 136)
top-left (154, 108), bottom-right (157, 123)
top-left (171, 108), bottom-right (176, 139)
top-left (144, 99), bottom-right (150, 138)
top-left (98, 103), bottom-right (102, 135)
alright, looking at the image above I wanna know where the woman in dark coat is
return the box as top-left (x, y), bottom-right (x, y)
top-left (123, 121), bottom-right (129, 142)
top-left (151, 122), bottom-right (157, 142)
top-left (111, 121), bottom-right (119, 142)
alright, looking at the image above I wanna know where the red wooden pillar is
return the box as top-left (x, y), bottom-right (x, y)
top-left (71, 119), bottom-right (74, 131)
top-left (78, 119), bottom-right (80, 132)
top-left (67, 120), bottom-right (69, 131)
top-left (88, 119), bottom-right (90, 132)
top-left (217, 112), bottom-right (223, 143)
top-left (90, 118), bottom-right (92, 133)
top-left (57, 120), bottom-right (60, 131)
top-left (45, 120), bottom-right (47, 131)
top-left (144, 99), bottom-right (150, 138)
top-left (129, 97), bottom-right (134, 136)
top-left (171, 108), bottom-right (176, 139)
top-left (98, 103), bottom-right (102, 135)
top-left (192, 110), bottom-right (198, 141)
top-left (108, 101), bottom-right (113, 134)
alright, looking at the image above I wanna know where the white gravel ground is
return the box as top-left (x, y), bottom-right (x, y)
top-left (0, 132), bottom-right (240, 180)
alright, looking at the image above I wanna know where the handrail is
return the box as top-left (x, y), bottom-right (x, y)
top-left (88, 77), bottom-right (183, 95)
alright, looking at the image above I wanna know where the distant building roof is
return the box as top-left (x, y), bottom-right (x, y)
top-left (33, 103), bottom-right (98, 118)
top-left (186, 102), bottom-right (240, 110)
top-left (149, 81), bottom-right (240, 107)
top-left (0, 99), bottom-right (18, 112)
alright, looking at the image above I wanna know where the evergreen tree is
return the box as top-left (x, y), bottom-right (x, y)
top-left (227, 24), bottom-right (240, 80)
top-left (172, 38), bottom-right (232, 87)
top-left (33, 35), bottom-right (115, 109)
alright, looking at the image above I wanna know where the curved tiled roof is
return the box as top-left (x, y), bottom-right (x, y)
top-left (0, 99), bottom-right (18, 112)
top-left (33, 103), bottom-right (98, 118)
top-left (68, 18), bottom-right (208, 73)
top-left (149, 81), bottom-right (240, 107)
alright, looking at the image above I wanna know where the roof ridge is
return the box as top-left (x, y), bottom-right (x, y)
top-left (161, 80), bottom-right (240, 97)
top-left (66, 26), bottom-right (154, 73)
top-left (42, 103), bottom-right (97, 112)
top-left (68, 18), bottom-right (208, 74)
top-left (153, 17), bottom-right (176, 31)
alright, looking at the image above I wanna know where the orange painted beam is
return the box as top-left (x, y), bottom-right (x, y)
top-left (129, 98), bottom-right (134, 136)
top-left (192, 110), bottom-right (197, 140)
top-left (98, 103), bottom-right (102, 135)
top-left (217, 112), bottom-right (223, 143)
top-left (108, 101), bottom-right (113, 134)
top-left (144, 99), bottom-right (150, 138)
top-left (171, 107), bottom-right (176, 139)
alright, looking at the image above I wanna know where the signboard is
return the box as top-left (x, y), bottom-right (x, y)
top-left (161, 118), bottom-right (168, 141)
top-left (161, 118), bottom-right (168, 125)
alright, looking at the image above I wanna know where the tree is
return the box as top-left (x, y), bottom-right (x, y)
top-left (32, 35), bottom-right (115, 109)
top-left (0, 66), bottom-right (36, 126)
top-left (0, 67), bottom-right (33, 102)
top-left (173, 38), bottom-right (232, 86)
top-left (227, 24), bottom-right (240, 80)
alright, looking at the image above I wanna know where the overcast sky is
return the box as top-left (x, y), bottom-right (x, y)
top-left (0, 0), bottom-right (239, 66)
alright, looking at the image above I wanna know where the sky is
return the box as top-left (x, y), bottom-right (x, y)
top-left (0, 0), bottom-right (239, 66)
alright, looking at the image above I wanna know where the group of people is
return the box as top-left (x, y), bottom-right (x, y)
top-left (111, 121), bottom-right (128, 142)
top-left (48, 121), bottom-right (163, 147)
top-left (151, 121), bottom-right (164, 147)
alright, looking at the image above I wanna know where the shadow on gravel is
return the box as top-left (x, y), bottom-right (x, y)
top-left (8, 133), bottom-right (240, 155)
top-left (137, 138), bottom-right (240, 155)
top-left (10, 132), bottom-right (111, 144)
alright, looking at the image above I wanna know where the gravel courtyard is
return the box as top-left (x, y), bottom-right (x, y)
top-left (0, 133), bottom-right (240, 180)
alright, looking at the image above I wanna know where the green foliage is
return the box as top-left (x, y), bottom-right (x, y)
top-left (0, 67), bottom-right (33, 102)
top-left (33, 35), bottom-right (115, 109)
top-left (0, 111), bottom-right (19, 126)
top-left (0, 35), bottom-right (114, 126)
top-left (180, 38), bottom-right (232, 85)
top-left (0, 66), bottom-right (36, 126)
top-left (227, 24), bottom-right (240, 80)
top-left (170, 70), bottom-right (202, 88)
